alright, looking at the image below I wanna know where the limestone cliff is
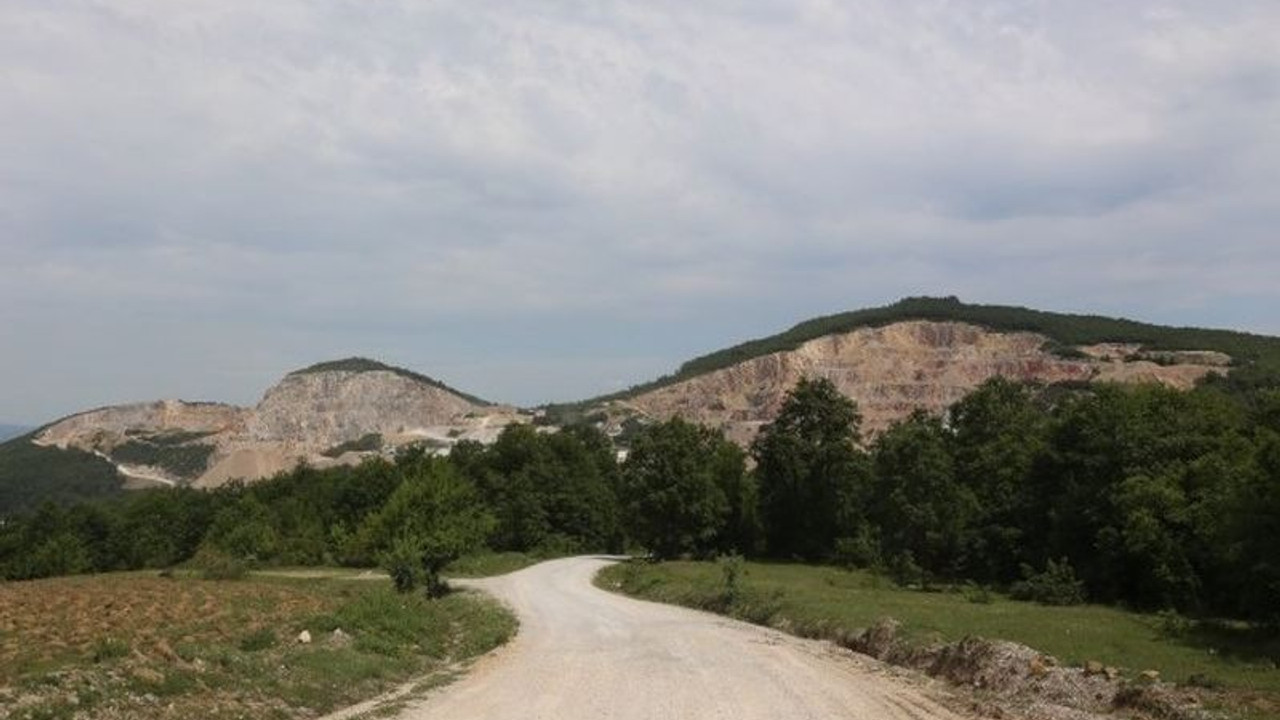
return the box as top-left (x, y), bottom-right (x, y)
top-left (615, 321), bottom-right (1229, 445)
top-left (248, 369), bottom-right (478, 446)
top-left (32, 360), bottom-right (526, 488)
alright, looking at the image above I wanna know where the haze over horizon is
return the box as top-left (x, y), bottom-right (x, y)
top-left (3, 1), bottom-right (1278, 424)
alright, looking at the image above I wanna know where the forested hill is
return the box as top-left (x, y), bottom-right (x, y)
top-left (602, 296), bottom-right (1280, 401)
top-left (0, 424), bottom-right (31, 442)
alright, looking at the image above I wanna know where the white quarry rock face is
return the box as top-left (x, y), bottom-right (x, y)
top-left (34, 365), bottom-right (529, 488)
top-left (28, 322), bottom-right (1230, 487)
top-left (248, 370), bottom-right (477, 447)
top-left (621, 320), bottom-right (1227, 445)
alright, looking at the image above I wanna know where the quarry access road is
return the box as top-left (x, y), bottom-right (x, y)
top-left (398, 556), bottom-right (969, 720)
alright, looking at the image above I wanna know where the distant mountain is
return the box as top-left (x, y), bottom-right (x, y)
top-left (0, 358), bottom-right (526, 515)
top-left (6, 299), bottom-right (1280, 515)
top-left (572, 297), bottom-right (1279, 445)
top-left (0, 424), bottom-right (30, 442)
top-left (599, 296), bottom-right (1280, 402)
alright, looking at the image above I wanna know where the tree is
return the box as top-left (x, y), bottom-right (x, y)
top-left (752, 377), bottom-right (871, 560)
top-left (1033, 383), bottom-right (1248, 609)
top-left (620, 418), bottom-right (743, 559)
top-left (359, 459), bottom-right (494, 596)
top-left (467, 424), bottom-right (620, 553)
top-left (1228, 429), bottom-right (1280, 623)
top-left (947, 377), bottom-right (1048, 581)
top-left (872, 410), bottom-right (976, 581)
top-left (203, 494), bottom-right (281, 562)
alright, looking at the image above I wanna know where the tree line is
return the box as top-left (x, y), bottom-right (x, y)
top-left (1, 372), bottom-right (1277, 621)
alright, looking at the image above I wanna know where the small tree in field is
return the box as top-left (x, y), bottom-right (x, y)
top-left (362, 460), bottom-right (494, 596)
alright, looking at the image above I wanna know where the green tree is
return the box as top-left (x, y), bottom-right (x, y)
top-left (872, 410), bottom-right (976, 581)
top-left (359, 460), bottom-right (493, 596)
top-left (947, 377), bottom-right (1049, 581)
top-left (1229, 429), bottom-right (1280, 622)
top-left (1034, 383), bottom-right (1247, 609)
top-left (620, 418), bottom-right (742, 559)
top-left (752, 377), bottom-right (871, 560)
top-left (203, 494), bottom-right (281, 562)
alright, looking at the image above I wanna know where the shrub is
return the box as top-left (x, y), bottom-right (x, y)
top-left (91, 636), bottom-right (130, 663)
top-left (1156, 609), bottom-right (1193, 638)
top-left (717, 554), bottom-right (745, 608)
top-left (190, 546), bottom-right (249, 580)
top-left (321, 433), bottom-right (383, 458)
top-left (888, 550), bottom-right (925, 588)
top-left (238, 628), bottom-right (277, 652)
top-left (1010, 558), bottom-right (1086, 606)
top-left (963, 582), bottom-right (994, 604)
top-left (834, 532), bottom-right (880, 569)
top-left (379, 535), bottom-right (425, 594)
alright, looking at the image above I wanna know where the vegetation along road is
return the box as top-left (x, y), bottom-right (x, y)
top-left (399, 556), bottom-right (963, 720)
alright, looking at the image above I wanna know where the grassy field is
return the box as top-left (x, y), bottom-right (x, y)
top-left (0, 571), bottom-right (515, 720)
top-left (597, 560), bottom-right (1280, 718)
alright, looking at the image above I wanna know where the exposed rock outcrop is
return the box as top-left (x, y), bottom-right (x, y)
top-left (33, 362), bottom-right (528, 488)
top-left (24, 320), bottom-right (1235, 487)
top-left (618, 321), bottom-right (1227, 444)
top-left (248, 370), bottom-right (478, 446)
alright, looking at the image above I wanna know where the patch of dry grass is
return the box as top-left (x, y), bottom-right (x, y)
top-left (0, 571), bottom-right (514, 720)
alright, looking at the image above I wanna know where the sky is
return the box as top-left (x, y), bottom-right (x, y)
top-left (2, 1), bottom-right (1278, 423)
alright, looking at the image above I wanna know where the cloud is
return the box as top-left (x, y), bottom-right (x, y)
top-left (0, 0), bottom-right (1277, 419)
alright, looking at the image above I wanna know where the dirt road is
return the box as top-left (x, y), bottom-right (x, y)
top-left (398, 556), bottom-right (972, 720)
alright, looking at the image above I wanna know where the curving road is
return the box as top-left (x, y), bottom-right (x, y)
top-left (396, 556), bottom-right (970, 720)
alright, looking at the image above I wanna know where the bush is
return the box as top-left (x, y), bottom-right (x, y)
top-left (1156, 609), bottom-right (1193, 638)
top-left (888, 550), bottom-right (925, 588)
top-left (321, 433), bottom-right (383, 459)
top-left (1010, 558), bottom-right (1086, 606)
top-left (963, 582), bottom-right (994, 604)
top-left (717, 554), bottom-right (745, 608)
top-left (91, 636), bottom-right (130, 663)
top-left (238, 628), bottom-right (277, 652)
top-left (380, 535), bottom-right (425, 594)
top-left (834, 532), bottom-right (880, 569)
top-left (190, 546), bottom-right (249, 580)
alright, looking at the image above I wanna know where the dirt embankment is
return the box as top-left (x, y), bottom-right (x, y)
top-left (836, 618), bottom-right (1206, 720)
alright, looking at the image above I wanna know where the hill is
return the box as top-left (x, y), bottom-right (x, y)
top-left (604, 296), bottom-right (1280, 401)
top-left (1, 360), bottom-right (521, 515)
top-left (0, 431), bottom-right (123, 514)
top-left (290, 357), bottom-right (492, 406)
top-left (7, 299), bottom-right (1280, 512)
top-left (575, 297), bottom-right (1279, 444)
top-left (0, 424), bottom-right (30, 442)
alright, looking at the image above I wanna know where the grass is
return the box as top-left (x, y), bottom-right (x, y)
top-left (0, 570), bottom-right (515, 719)
top-left (597, 560), bottom-right (1280, 718)
top-left (443, 551), bottom-right (550, 578)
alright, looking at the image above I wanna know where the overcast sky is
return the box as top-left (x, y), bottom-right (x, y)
top-left (2, 1), bottom-right (1278, 423)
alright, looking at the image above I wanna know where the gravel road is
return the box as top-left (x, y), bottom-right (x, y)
top-left (397, 556), bottom-right (972, 720)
